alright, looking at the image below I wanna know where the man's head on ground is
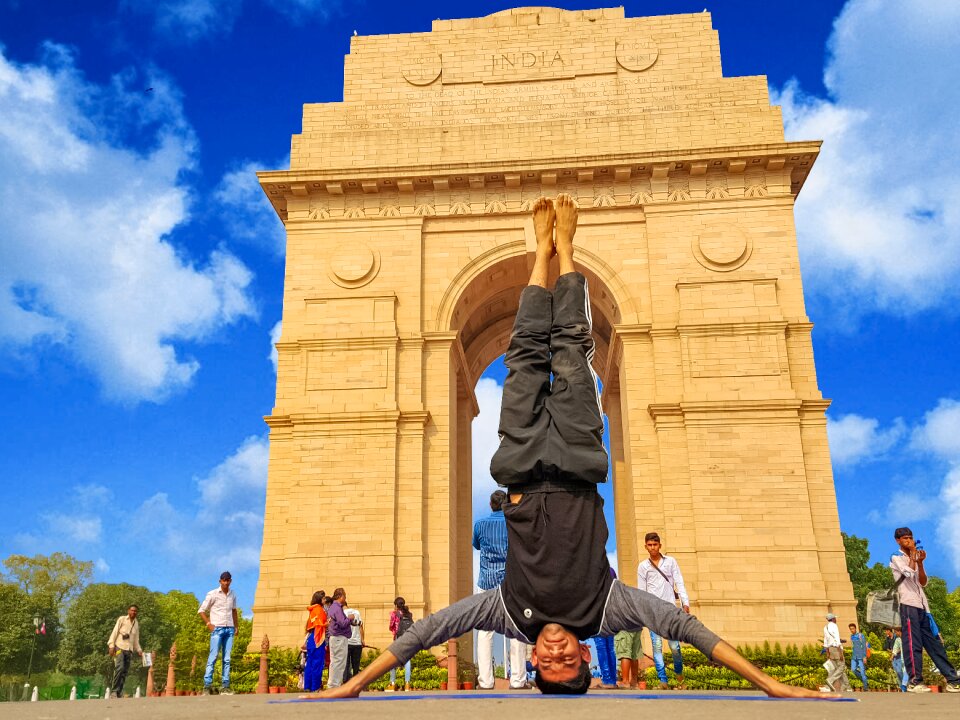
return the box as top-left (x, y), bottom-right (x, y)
top-left (127, 605), bottom-right (138, 620)
top-left (310, 590), bottom-right (326, 606)
top-left (531, 622), bottom-right (592, 693)
top-left (894, 527), bottom-right (915, 552)
top-left (490, 490), bottom-right (507, 512)
top-left (332, 587), bottom-right (347, 603)
top-left (219, 571), bottom-right (232, 592)
top-left (644, 532), bottom-right (662, 560)
top-left (826, 612), bottom-right (837, 624)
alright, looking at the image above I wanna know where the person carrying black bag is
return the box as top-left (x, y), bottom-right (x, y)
top-left (107, 605), bottom-right (143, 697)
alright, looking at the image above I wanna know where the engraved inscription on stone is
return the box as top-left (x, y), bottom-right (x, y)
top-left (616, 37), bottom-right (659, 72)
top-left (402, 53), bottom-right (442, 86)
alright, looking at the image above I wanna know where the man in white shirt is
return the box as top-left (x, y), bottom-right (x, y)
top-left (637, 532), bottom-right (689, 689)
top-left (822, 613), bottom-right (850, 692)
top-left (198, 571), bottom-right (239, 695)
top-left (107, 604), bottom-right (142, 697)
top-left (342, 604), bottom-right (365, 684)
top-left (890, 526), bottom-right (960, 693)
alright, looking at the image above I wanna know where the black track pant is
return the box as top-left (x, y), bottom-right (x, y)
top-left (901, 604), bottom-right (959, 684)
top-left (491, 272), bottom-right (607, 486)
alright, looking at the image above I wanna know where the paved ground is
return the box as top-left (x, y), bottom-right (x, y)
top-left (2, 689), bottom-right (959, 720)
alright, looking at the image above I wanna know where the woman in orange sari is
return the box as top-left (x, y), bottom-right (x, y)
top-left (303, 591), bottom-right (328, 691)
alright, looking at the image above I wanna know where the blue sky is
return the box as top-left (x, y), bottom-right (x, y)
top-left (2, 0), bottom-right (959, 616)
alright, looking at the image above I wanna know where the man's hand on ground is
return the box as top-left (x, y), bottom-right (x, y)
top-left (299, 684), bottom-right (362, 700)
top-left (766, 680), bottom-right (842, 700)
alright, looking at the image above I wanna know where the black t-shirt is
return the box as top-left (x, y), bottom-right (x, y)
top-left (500, 483), bottom-right (613, 641)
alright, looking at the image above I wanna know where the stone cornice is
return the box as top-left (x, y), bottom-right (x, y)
top-left (648, 399), bottom-right (811, 427)
top-left (259, 141), bottom-right (819, 223)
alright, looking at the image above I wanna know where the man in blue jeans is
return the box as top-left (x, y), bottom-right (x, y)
top-left (638, 532), bottom-right (690, 689)
top-left (199, 571), bottom-right (239, 695)
top-left (848, 623), bottom-right (869, 690)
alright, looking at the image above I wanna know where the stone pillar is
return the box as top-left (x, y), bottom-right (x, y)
top-left (257, 635), bottom-right (270, 694)
top-left (164, 643), bottom-right (176, 697)
top-left (145, 652), bottom-right (155, 697)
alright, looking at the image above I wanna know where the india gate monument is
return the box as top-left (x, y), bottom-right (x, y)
top-left (253, 6), bottom-right (856, 652)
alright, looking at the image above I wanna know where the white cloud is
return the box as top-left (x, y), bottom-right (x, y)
top-left (777, 0), bottom-right (960, 321)
top-left (134, 435), bottom-right (270, 577)
top-left (213, 159), bottom-right (287, 256)
top-left (866, 491), bottom-right (938, 526)
top-left (95, 558), bottom-right (111, 574)
top-left (41, 514), bottom-right (102, 544)
top-left (122, 0), bottom-right (243, 41)
top-left (471, 378), bottom-right (503, 521)
top-left (909, 398), bottom-right (960, 575)
top-left (262, 0), bottom-right (336, 22)
top-left (0, 45), bottom-right (256, 403)
top-left (826, 413), bottom-right (905, 466)
top-left (268, 320), bottom-right (281, 372)
top-left (910, 398), bottom-right (960, 461)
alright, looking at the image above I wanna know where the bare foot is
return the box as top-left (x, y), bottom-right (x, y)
top-left (555, 193), bottom-right (577, 274)
top-left (531, 196), bottom-right (556, 258)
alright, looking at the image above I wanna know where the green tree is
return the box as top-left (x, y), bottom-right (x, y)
top-left (842, 533), bottom-right (895, 628)
top-left (59, 583), bottom-right (173, 679)
top-left (2, 552), bottom-right (93, 609)
top-left (925, 576), bottom-right (959, 648)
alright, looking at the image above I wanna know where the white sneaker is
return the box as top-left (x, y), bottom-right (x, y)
top-left (945, 683), bottom-right (960, 693)
top-left (907, 683), bottom-right (932, 693)
top-left (818, 686), bottom-right (832, 693)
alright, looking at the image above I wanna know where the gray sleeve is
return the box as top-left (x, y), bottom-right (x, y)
top-left (600, 581), bottom-right (721, 659)
top-left (387, 589), bottom-right (509, 664)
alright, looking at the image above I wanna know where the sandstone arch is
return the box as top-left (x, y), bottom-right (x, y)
top-left (253, 6), bottom-right (855, 652)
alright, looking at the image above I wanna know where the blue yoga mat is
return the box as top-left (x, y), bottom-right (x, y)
top-left (276, 692), bottom-right (857, 703)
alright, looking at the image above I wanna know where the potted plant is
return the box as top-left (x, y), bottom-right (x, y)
top-left (458, 659), bottom-right (478, 690)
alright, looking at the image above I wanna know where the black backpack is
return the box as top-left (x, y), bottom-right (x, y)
top-left (396, 613), bottom-right (414, 638)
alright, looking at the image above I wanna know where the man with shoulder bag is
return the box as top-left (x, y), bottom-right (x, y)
top-left (638, 532), bottom-right (690, 689)
top-left (107, 604), bottom-right (143, 698)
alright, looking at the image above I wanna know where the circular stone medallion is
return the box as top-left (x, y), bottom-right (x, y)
top-left (692, 224), bottom-right (752, 272)
top-left (328, 244), bottom-right (381, 288)
top-left (402, 53), bottom-right (442, 86)
top-left (616, 37), bottom-right (659, 72)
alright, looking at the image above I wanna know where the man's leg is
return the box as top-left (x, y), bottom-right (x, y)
top-left (221, 628), bottom-right (235, 689)
top-left (203, 630), bottom-right (220, 688)
top-left (919, 613), bottom-right (960, 684)
top-left (544, 194), bottom-right (608, 484)
top-left (490, 197), bottom-right (556, 487)
top-left (901, 605), bottom-right (925, 685)
top-left (593, 636), bottom-right (616, 686)
top-left (650, 631), bottom-right (668, 684)
top-left (476, 629), bottom-right (495, 689)
top-left (328, 636), bottom-right (349, 688)
top-left (509, 639), bottom-right (529, 688)
top-left (669, 639), bottom-right (684, 685)
top-left (111, 651), bottom-right (128, 697)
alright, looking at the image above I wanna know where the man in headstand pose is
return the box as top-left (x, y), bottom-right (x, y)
top-left (313, 195), bottom-right (829, 699)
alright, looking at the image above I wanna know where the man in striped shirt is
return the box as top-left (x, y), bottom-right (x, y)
top-left (473, 490), bottom-right (528, 689)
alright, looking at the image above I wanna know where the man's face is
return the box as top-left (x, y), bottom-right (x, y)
top-left (220, 578), bottom-right (231, 592)
top-left (848, 625), bottom-right (856, 634)
top-left (128, 607), bottom-right (138, 620)
top-left (645, 538), bottom-right (661, 558)
top-left (531, 623), bottom-right (591, 683)
top-left (897, 534), bottom-right (915, 552)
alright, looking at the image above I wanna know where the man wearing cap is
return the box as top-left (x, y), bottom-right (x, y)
top-left (822, 613), bottom-right (850, 692)
top-left (199, 571), bottom-right (239, 695)
top-left (890, 527), bottom-right (960, 693)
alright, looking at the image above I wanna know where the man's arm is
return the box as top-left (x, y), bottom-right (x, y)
top-left (304, 590), bottom-right (507, 698)
top-left (671, 558), bottom-right (691, 612)
top-left (603, 583), bottom-right (835, 699)
top-left (198, 594), bottom-right (214, 631)
top-left (232, 608), bottom-right (239, 631)
top-left (132, 622), bottom-right (142, 655)
top-left (472, 522), bottom-right (481, 551)
top-left (107, 617), bottom-right (121, 654)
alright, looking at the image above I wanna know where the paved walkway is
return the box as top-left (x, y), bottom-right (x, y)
top-left (3, 689), bottom-right (957, 719)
